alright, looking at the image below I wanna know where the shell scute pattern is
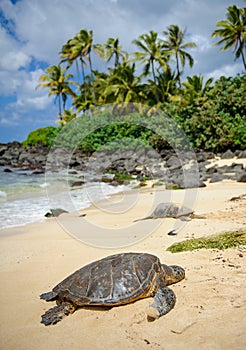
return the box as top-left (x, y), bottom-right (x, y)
top-left (40, 252), bottom-right (185, 326)
top-left (53, 253), bottom-right (159, 305)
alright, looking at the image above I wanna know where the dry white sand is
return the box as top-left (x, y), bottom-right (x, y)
top-left (0, 176), bottom-right (245, 350)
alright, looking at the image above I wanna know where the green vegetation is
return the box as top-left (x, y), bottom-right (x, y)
top-left (36, 65), bottom-right (76, 121)
top-left (212, 5), bottom-right (246, 70)
top-left (163, 74), bottom-right (246, 151)
top-left (23, 5), bottom-right (246, 152)
top-left (22, 126), bottom-right (61, 148)
top-left (105, 170), bottom-right (135, 183)
top-left (167, 229), bottom-right (246, 253)
top-left (23, 73), bottom-right (246, 152)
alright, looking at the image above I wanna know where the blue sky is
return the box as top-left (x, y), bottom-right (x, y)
top-left (0, 0), bottom-right (244, 143)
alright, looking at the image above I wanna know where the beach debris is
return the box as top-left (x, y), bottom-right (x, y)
top-left (70, 180), bottom-right (85, 187)
top-left (171, 321), bottom-right (197, 335)
top-left (3, 168), bottom-right (12, 172)
top-left (134, 202), bottom-right (205, 222)
top-left (229, 193), bottom-right (246, 201)
top-left (168, 230), bottom-right (178, 236)
top-left (40, 252), bottom-right (185, 326)
top-left (44, 208), bottom-right (69, 217)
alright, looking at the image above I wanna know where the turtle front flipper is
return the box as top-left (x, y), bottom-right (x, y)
top-left (40, 291), bottom-right (58, 301)
top-left (41, 302), bottom-right (76, 326)
top-left (147, 287), bottom-right (176, 322)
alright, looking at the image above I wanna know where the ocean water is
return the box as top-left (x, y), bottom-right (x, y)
top-left (0, 167), bottom-right (131, 229)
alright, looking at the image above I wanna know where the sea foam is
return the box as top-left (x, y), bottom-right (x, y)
top-left (0, 190), bottom-right (7, 198)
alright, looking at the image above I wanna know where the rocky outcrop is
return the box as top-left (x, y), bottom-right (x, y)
top-left (0, 142), bottom-right (245, 187)
top-left (0, 142), bottom-right (49, 169)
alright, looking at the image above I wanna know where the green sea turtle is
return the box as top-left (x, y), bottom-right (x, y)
top-left (134, 202), bottom-right (205, 222)
top-left (40, 252), bottom-right (185, 326)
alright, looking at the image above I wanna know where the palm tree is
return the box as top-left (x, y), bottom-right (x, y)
top-left (60, 108), bottom-right (77, 125)
top-left (96, 37), bottom-right (126, 67)
top-left (132, 30), bottom-right (170, 102)
top-left (37, 65), bottom-right (76, 121)
top-left (60, 38), bottom-right (87, 86)
top-left (73, 71), bottom-right (110, 111)
top-left (60, 29), bottom-right (97, 104)
top-left (104, 62), bottom-right (147, 104)
top-left (76, 30), bottom-right (94, 79)
top-left (162, 25), bottom-right (196, 87)
top-left (78, 29), bottom-right (96, 103)
top-left (212, 5), bottom-right (246, 70)
top-left (178, 75), bottom-right (213, 105)
top-left (155, 67), bottom-right (178, 103)
top-left (132, 30), bottom-right (170, 82)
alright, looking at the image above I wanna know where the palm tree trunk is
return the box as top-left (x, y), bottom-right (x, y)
top-left (115, 53), bottom-right (119, 67)
top-left (242, 52), bottom-right (246, 71)
top-left (240, 38), bottom-right (246, 70)
top-left (151, 58), bottom-right (159, 102)
top-left (151, 58), bottom-right (157, 85)
top-left (75, 59), bottom-right (80, 85)
top-left (176, 52), bottom-right (181, 87)
top-left (58, 94), bottom-right (62, 121)
top-left (88, 54), bottom-right (96, 104)
top-left (80, 57), bottom-right (87, 102)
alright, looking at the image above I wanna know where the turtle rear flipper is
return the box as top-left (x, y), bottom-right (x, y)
top-left (133, 215), bottom-right (153, 222)
top-left (40, 291), bottom-right (58, 301)
top-left (147, 287), bottom-right (176, 322)
top-left (41, 302), bottom-right (76, 326)
top-left (190, 213), bottom-right (206, 219)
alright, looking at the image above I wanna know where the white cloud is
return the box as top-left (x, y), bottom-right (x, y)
top-left (1, 0), bottom-right (243, 68)
top-left (0, 0), bottom-right (244, 141)
top-left (0, 25), bottom-right (31, 71)
top-left (205, 62), bottom-right (244, 81)
top-left (0, 51), bottom-right (31, 71)
top-left (13, 94), bottom-right (51, 111)
top-left (0, 65), bottom-right (50, 108)
top-left (0, 111), bottom-right (20, 126)
top-left (7, 68), bottom-right (53, 112)
top-left (190, 35), bottom-right (211, 53)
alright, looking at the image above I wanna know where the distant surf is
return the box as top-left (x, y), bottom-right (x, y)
top-left (0, 167), bottom-right (131, 229)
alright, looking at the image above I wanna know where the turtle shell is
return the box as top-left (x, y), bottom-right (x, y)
top-left (153, 203), bottom-right (193, 218)
top-left (52, 253), bottom-right (161, 306)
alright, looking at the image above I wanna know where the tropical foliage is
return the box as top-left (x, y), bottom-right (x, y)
top-left (33, 4), bottom-right (246, 152)
top-left (23, 126), bottom-right (61, 147)
top-left (212, 5), bottom-right (246, 70)
top-left (36, 65), bottom-right (76, 120)
top-left (162, 25), bottom-right (196, 86)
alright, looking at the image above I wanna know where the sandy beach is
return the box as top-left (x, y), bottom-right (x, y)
top-left (0, 177), bottom-right (246, 350)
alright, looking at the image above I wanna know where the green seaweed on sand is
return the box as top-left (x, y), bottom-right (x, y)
top-left (105, 170), bottom-right (135, 182)
top-left (167, 229), bottom-right (246, 253)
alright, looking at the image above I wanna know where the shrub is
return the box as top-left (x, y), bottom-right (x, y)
top-left (22, 126), bottom-right (61, 148)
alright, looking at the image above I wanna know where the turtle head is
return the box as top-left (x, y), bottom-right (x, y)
top-left (161, 264), bottom-right (185, 285)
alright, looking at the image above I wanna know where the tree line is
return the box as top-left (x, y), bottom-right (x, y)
top-left (31, 5), bottom-right (245, 151)
top-left (37, 5), bottom-right (245, 120)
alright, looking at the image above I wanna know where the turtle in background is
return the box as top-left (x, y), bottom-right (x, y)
top-left (134, 202), bottom-right (205, 222)
top-left (40, 252), bottom-right (185, 325)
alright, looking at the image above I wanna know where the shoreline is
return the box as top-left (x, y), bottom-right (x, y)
top-left (0, 176), bottom-right (246, 349)
top-left (1, 175), bottom-right (245, 235)
top-left (1, 153), bottom-right (245, 232)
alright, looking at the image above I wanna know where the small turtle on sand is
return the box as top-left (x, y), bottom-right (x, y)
top-left (134, 202), bottom-right (205, 222)
top-left (40, 252), bottom-right (185, 326)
